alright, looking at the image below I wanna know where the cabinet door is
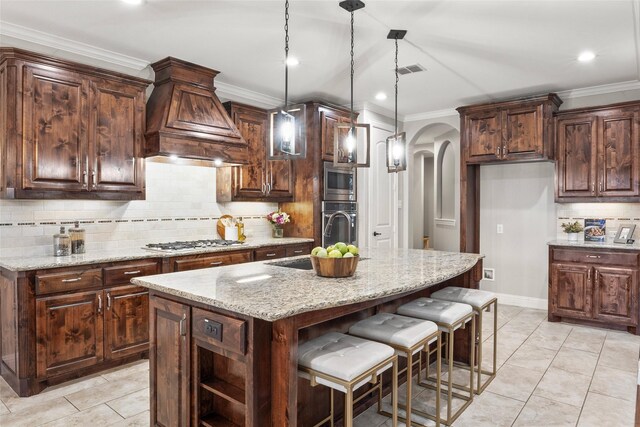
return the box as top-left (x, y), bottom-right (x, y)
top-left (597, 109), bottom-right (640, 197)
top-left (321, 109), bottom-right (351, 162)
top-left (233, 106), bottom-right (268, 199)
top-left (502, 105), bottom-right (543, 160)
top-left (593, 266), bottom-right (637, 326)
top-left (550, 263), bottom-right (592, 319)
top-left (104, 285), bottom-right (149, 360)
top-left (35, 291), bottom-right (104, 378)
top-left (465, 109), bottom-right (502, 163)
top-left (150, 295), bottom-right (190, 427)
top-left (556, 116), bottom-right (597, 198)
top-left (23, 65), bottom-right (89, 192)
top-left (89, 78), bottom-right (145, 194)
top-left (267, 159), bottom-right (294, 200)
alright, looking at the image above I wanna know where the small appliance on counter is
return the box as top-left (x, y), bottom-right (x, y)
top-left (53, 227), bottom-right (71, 257)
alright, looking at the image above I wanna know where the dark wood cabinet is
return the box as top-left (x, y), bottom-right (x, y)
top-left (104, 285), bottom-right (150, 360)
top-left (149, 295), bottom-right (190, 427)
top-left (320, 106), bottom-right (353, 163)
top-left (459, 94), bottom-right (561, 164)
top-left (172, 250), bottom-right (252, 272)
top-left (216, 102), bottom-right (294, 202)
top-left (555, 102), bottom-right (640, 202)
top-left (549, 246), bottom-right (639, 333)
top-left (0, 48), bottom-right (149, 200)
top-left (35, 290), bottom-right (104, 378)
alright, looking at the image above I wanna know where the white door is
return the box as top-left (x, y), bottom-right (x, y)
top-left (369, 123), bottom-right (396, 248)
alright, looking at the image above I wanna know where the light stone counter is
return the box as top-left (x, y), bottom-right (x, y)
top-left (131, 248), bottom-right (483, 321)
top-left (0, 237), bottom-right (314, 272)
top-left (548, 239), bottom-right (640, 251)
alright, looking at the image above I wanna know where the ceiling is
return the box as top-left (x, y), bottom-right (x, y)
top-left (1, 0), bottom-right (639, 117)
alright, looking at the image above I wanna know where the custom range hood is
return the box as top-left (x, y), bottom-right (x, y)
top-left (144, 57), bottom-right (248, 165)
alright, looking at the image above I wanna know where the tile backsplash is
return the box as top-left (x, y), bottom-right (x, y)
top-left (557, 203), bottom-right (640, 241)
top-left (0, 160), bottom-right (278, 257)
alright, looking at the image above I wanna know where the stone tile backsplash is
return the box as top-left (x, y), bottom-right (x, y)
top-left (556, 203), bottom-right (640, 241)
top-left (0, 160), bottom-right (278, 257)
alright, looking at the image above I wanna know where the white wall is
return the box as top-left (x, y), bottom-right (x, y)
top-left (479, 162), bottom-right (557, 301)
top-left (0, 160), bottom-right (277, 257)
top-left (423, 157), bottom-right (434, 244)
top-left (432, 132), bottom-right (461, 252)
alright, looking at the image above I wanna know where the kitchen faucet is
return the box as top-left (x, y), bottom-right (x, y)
top-left (323, 210), bottom-right (352, 243)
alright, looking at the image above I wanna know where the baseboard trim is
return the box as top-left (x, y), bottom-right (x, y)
top-left (492, 292), bottom-right (548, 310)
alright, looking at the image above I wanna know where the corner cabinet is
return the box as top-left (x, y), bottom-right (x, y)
top-left (458, 94), bottom-right (562, 164)
top-left (216, 102), bottom-right (294, 202)
top-left (556, 102), bottom-right (640, 202)
top-left (0, 48), bottom-right (149, 200)
top-left (549, 246), bottom-right (639, 333)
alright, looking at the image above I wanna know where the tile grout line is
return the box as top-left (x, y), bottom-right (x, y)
top-left (575, 334), bottom-right (606, 426)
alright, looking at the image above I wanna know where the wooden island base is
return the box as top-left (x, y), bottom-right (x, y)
top-left (148, 260), bottom-right (483, 426)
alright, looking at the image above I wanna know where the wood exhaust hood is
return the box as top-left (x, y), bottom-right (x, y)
top-left (144, 57), bottom-right (248, 165)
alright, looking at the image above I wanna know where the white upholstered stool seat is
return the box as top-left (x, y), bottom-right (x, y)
top-left (397, 298), bottom-right (473, 331)
top-left (349, 313), bottom-right (438, 350)
top-left (431, 287), bottom-right (496, 310)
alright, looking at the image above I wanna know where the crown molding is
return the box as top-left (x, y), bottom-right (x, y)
top-left (351, 101), bottom-right (401, 122)
top-left (215, 81), bottom-right (282, 109)
top-left (557, 79), bottom-right (640, 99)
top-left (0, 21), bottom-right (149, 71)
top-left (404, 108), bottom-right (458, 123)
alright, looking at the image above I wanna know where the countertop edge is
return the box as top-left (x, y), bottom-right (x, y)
top-left (547, 240), bottom-right (640, 251)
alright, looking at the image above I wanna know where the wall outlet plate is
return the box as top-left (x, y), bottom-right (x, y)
top-left (203, 319), bottom-right (223, 341)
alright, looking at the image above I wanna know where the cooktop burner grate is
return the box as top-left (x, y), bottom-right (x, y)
top-left (144, 239), bottom-right (245, 252)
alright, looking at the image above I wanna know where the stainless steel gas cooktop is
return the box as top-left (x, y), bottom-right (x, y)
top-left (144, 239), bottom-right (244, 253)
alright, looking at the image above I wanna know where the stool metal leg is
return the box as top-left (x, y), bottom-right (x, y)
top-left (330, 388), bottom-right (334, 427)
top-left (406, 350), bottom-right (413, 427)
top-left (344, 388), bottom-right (353, 427)
top-left (392, 357), bottom-right (398, 427)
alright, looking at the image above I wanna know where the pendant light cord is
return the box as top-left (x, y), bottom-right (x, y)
top-left (350, 10), bottom-right (355, 127)
top-left (394, 36), bottom-right (398, 136)
top-left (284, 0), bottom-right (290, 110)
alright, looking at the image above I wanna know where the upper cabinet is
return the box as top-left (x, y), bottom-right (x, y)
top-left (0, 48), bottom-right (150, 200)
top-left (320, 106), bottom-right (357, 163)
top-left (458, 94), bottom-right (562, 164)
top-left (556, 102), bottom-right (640, 202)
top-left (216, 102), bottom-right (293, 202)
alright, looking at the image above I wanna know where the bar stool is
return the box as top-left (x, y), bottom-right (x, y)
top-left (298, 332), bottom-right (399, 427)
top-left (431, 287), bottom-right (497, 394)
top-left (348, 313), bottom-right (441, 427)
top-left (397, 298), bottom-right (475, 426)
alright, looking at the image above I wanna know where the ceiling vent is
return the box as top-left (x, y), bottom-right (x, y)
top-left (397, 63), bottom-right (427, 75)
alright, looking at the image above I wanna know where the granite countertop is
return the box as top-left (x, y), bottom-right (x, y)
top-left (0, 237), bottom-right (314, 272)
top-left (548, 239), bottom-right (640, 251)
top-left (131, 248), bottom-right (484, 321)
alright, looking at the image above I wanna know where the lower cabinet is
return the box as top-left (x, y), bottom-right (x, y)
top-left (104, 285), bottom-right (150, 359)
top-left (549, 247), bottom-right (639, 331)
top-left (150, 295), bottom-right (191, 427)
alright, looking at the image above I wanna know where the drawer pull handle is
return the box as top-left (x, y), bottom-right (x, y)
top-left (266, 253), bottom-right (277, 257)
top-left (210, 261), bottom-right (223, 266)
top-left (293, 250), bottom-right (303, 254)
top-left (61, 277), bottom-right (82, 283)
top-left (586, 255), bottom-right (601, 259)
top-left (123, 270), bottom-right (141, 275)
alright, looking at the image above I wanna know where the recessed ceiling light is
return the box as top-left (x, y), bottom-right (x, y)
top-left (578, 51), bottom-right (596, 62)
top-left (285, 57), bottom-right (299, 66)
top-left (121, 0), bottom-right (143, 5)
top-left (375, 92), bottom-right (387, 101)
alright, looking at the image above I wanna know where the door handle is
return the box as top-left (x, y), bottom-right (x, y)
top-left (97, 294), bottom-right (103, 314)
top-left (599, 181), bottom-right (603, 192)
top-left (91, 170), bottom-right (97, 189)
top-left (373, 231), bottom-right (381, 236)
top-left (82, 170), bottom-right (88, 189)
top-left (106, 292), bottom-right (111, 310)
top-left (179, 313), bottom-right (187, 336)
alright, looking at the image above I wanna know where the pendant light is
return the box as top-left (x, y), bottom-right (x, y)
top-left (386, 29), bottom-right (407, 173)
top-left (334, 0), bottom-right (370, 168)
top-left (268, 0), bottom-right (307, 160)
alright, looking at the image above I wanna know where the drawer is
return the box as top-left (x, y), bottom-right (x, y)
top-left (173, 250), bottom-right (251, 272)
top-left (285, 243), bottom-right (312, 257)
top-left (254, 246), bottom-right (287, 261)
top-left (36, 268), bottom-right (103, 295)
top-left (192, 308), bottom-right (246, 355)
top-left (103, 261), bottom-right (160, 286)
top-left (552, 248), bottom-right (640, 267)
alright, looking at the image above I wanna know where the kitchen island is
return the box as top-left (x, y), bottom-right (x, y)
top-left (132, 248), bottom-right (484, 426)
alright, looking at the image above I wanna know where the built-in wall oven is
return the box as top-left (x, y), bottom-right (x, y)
top-left (324, 162), bottom-right (356, 202)
top-left (322, 201), bottom-right (357, 247)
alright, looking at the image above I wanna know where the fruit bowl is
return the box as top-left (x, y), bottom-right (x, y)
top-left (310, 255), bottom-right (359, 278)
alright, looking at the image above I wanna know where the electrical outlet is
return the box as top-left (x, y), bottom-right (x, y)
top-left (497, 224), bottom-right (503, 234)
top-left (203, 319), bottom-right (223, 341)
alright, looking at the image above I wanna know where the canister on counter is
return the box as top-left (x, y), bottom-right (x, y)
top-left (69, 221), bottom-right (86, 254)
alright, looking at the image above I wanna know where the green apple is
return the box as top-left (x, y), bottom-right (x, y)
top-left (347, 244), bottom-right (359, 255)
top-left (316, 248), bottom-right (328, 258)
top-left (326, 245), bottom-right (335, 253)
top-left (335, 242), bottom-right (348, 255)
top-left (311, 246), bottom-right (324, 256)
top-left (328, 250), bottom-right (343, 258)
top-left (343, 252), bottom-right (354, 258)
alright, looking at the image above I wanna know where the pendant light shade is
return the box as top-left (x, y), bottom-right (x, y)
top-left (386, 29), bottom-right (407, 173)
top-left (333, 0), bottom-right (370, 168)
top-left (268, 0), bottom-right (307, 160)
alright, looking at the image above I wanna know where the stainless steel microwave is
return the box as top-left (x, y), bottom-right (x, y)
top-left (323, 162), bottom-right (356, 201)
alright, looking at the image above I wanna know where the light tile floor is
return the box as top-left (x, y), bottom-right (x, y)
top-left (0, 305), bottom-right (637, 426)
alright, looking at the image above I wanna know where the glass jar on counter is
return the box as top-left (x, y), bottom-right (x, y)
top-left (69, 221), bottom-right (86, 254)
top-left (53, 227), bottom-right (71, 257)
